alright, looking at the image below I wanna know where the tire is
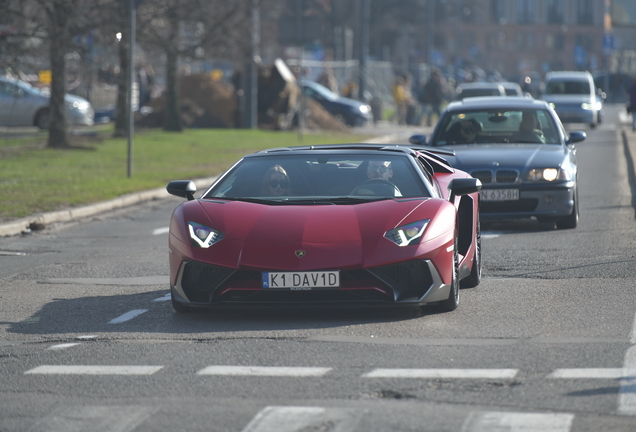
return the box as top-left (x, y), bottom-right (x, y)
top-left (556, 190), bottom-right (579, 230)
top-left (437, 232), bottom-right (460, 312)
top-left (34, 109), bottom-right (50, 130)
top-left (461, 219), bottom-right (481, 288)
top-left (171, 291), bottom-right (195, 313)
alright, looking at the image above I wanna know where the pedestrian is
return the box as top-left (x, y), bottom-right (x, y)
top-left (317, 68), bottom-right (339, 95)
top-left (628, 76), bottom-right (636, 132)
top-left (392, 76), bottom-right (407, 125)
top-left (341, 80), bottom-right (358, 99)
top-left (419, 69), bottom-right (447, 127)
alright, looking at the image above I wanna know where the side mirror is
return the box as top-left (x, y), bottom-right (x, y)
top-left (567, 131), bottom-right (586, 145)
top-left (409, 134), bottom-right (427, 146)
top-left (448, 177), bottom-right (482, 202)
top-left (167, 180), bottom-right (196, 200)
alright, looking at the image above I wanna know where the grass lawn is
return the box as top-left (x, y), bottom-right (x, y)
top-left (0, 126), bottom-right (373, 222)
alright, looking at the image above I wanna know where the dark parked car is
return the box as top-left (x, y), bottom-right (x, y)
top-left (410, 96), bottom-right (585, 229)
top-left (299, 80), bottom-right (372, 126)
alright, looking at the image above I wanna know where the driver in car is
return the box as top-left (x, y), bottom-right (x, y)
top-left (367, 160), bottom-right (394, 181)
top-left (352, 160), bottom-right (402, 197)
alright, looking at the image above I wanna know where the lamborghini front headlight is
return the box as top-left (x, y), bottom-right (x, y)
top-left (188, 221), bottom-right (224, 248)
top-left (384, 219), bottom-right (430, 247)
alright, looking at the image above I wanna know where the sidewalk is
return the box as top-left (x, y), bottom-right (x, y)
top-left (0, 122), bottom-right (431, 238)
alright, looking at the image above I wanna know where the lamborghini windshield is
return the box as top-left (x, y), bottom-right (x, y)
top-left (203, 153), bottom-right (432, 202)
top-left (431, 108), bottom-right (560, 146)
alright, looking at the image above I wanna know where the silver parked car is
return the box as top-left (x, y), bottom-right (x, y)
top-left (0, 76), bottom-right (94, 129)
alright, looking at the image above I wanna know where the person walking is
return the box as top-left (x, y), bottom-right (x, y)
top-left (392, 76), bottom-right (407, 125)
top-left (628, 76), bottom-right (636, 132)
top-left (419, 69), bottom-right (447, 127)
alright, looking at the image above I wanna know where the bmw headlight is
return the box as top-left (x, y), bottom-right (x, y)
top-left (526, 168), bottom-right (570, 182)
top-left (188, 221), bottom-right (224, 248)
top-left (384, 219), bottom-right (430, 247)
top-left (359, 104), bottom-right (371, 114)
top-left (581, 103), bottom-right (593, 110)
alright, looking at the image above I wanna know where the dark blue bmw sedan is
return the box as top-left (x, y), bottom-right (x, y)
top-left (410, 96), bottom-right (586, 229)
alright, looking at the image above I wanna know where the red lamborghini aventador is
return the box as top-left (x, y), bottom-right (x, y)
top-left (166, 144), bottom-right (481, 313)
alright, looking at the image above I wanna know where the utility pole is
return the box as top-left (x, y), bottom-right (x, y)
top-left (248, 0), bottom-right (260, 129)
top-left (127, 0), bottom-right (137, 178)
top-left (358, 0), bottom-right (370, 102)
top-left (297, 0), bottom-right (304, 141)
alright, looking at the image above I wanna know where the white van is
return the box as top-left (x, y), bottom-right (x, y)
top-left (542, 71), bottom-right (604, 128)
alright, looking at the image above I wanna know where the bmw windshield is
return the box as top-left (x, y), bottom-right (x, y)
top-left (431, 108), bottom-right (561, 146)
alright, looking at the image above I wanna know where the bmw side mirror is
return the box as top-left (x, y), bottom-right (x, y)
top-left (409, 134), bottom-right (427, 146)
top-left (167, 180), bottom-right (197, 200)
top-left (567, 131), bottom-right (586, 145)
top-left (448, 178), bottom-right (482, 202)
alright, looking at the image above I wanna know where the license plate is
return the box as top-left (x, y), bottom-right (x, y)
top-left (480, 189), bottom-right (519, 201)
top-left (262, 271), bottom-right (340, 290)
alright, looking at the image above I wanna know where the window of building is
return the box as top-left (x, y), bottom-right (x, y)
top-left (517, 0), bottom-right (534, 24)
top-left (546, 0), bottom-right (564, 24)
top-left (577, 0), bottom-right (594, 25)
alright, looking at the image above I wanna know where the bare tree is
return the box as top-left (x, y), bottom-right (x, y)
top-left (137, 0), bottom-right (252, 131)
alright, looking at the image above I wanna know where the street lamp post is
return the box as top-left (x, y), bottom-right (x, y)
top-left (127, 0), bottom-right (136, 178)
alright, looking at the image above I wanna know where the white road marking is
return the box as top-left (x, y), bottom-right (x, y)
top-left (461, 411), bottom-right (574, 432)
top-left (548, 368), bottom-right (626, 379)
top-left (153, 227), bottom-right (169, 235)
top-left (241, 406), bottom-right (326, 432)
top-left (197, 366), bottom-right (332, 377)
top-left (108, 309), bottom-right (148, 324)
top-left (481, 233), bottom-right (501, 239)
top-left (619, 345), bottom-right (636, 415)
top-left (76, 335), bottom-right (96, 340)
top-left (29, 405), bottom-right (156, 432)
top-left (629, 309), bottom-right (636, 344)
top-left (24, 365), bottom-right (163, 375)
top-left (362, 368), bottom-right (518, 379)
top-left (48, 343), bottom-right (80, 350)
top-left (152, 293), bottom-right (171, 302)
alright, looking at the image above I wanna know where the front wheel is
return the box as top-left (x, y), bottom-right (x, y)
top-left (34, 109), bottom-right (50, 130)
top-left (461, 220), bottom-right (481, 288)
top-left (437, 232), bottom-right (460, 312)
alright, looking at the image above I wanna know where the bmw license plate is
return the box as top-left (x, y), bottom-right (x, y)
top-left (480, 189), bottom-right (519, 201)
top-left (262, 271), bottom-right (340, 290)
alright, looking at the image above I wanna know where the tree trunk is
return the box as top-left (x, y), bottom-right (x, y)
top-left (47, 25), bottom-right (69, 148)
top-left (114, 34), bottom-right (130, 138)
top-left (163, 48), bottom-right (182, 131)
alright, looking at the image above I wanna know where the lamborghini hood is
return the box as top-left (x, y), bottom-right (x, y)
top-left (180, 198), bottom-right (450, 271)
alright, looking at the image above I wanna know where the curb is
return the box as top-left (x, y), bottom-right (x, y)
top-left (0, 177), bottom-right (216, 238)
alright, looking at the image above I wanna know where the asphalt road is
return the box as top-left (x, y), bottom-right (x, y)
top-left (2, 107), bottom-right (636, 431)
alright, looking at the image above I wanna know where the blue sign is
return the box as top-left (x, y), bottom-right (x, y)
top-left (603, 33), bottom-right (614, 54)
top-left (574, 45), bottom-right (587, 67)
